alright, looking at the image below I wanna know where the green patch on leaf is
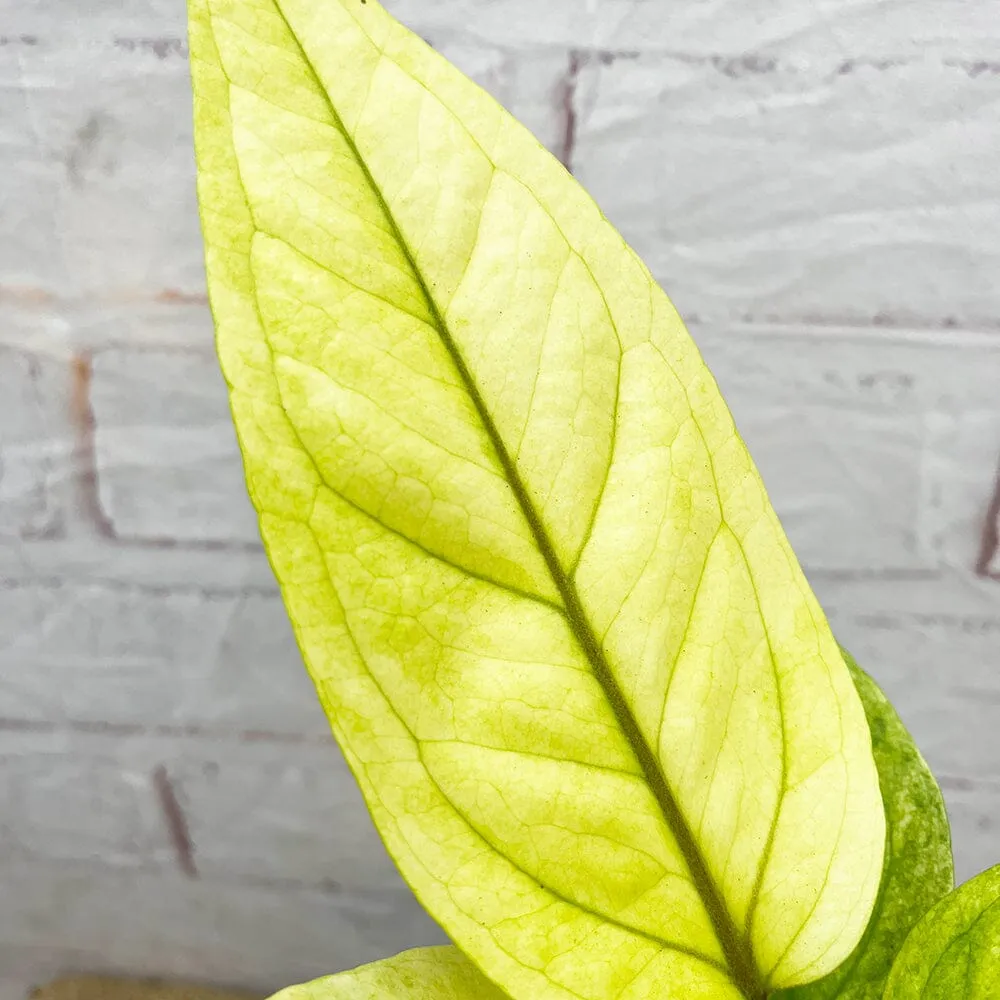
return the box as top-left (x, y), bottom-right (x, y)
top-left (188, 1), bottom-right (886, 998)
top-left (883, 864), bottom-right (1000, 999)
top-left (775, 651), bottom-right (954, 1000)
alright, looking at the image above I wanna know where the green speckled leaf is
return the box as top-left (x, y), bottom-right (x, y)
top-left (884, 864), bottom-right (1000, 999)
top-left (187, 1), bottom-right (886, 997)
top-left (775, 650), bottom-right (954, 1000)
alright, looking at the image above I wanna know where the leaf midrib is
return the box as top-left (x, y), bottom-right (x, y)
top-left (265, 4), bottom-right (767, 996)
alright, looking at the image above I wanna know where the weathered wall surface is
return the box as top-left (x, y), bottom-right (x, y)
top-left (1, 0), bottom-right (999, 996)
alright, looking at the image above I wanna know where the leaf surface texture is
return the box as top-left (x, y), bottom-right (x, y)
top-left (884, 864), bottom-right (1000, 999)
top-left (775, 652), bottom-right (954, 1000)
top-left (188, 2), bottom-right (886, 997)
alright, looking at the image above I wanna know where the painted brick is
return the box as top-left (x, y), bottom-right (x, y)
top-left (12, 0), bottom-right (188, 43)
top-left (943, 780), bottom-right (1000, 884)
top-left (69, 299), bottom-right (217, 353)
top-left (694, 326), bottom-right (1000, 414)
top-left (383, 0), bottom-right (1000, 61)
top-left (921, 410), bottom-right (1000, 573)
top-left (833, 606), bottom-right (1000, 784)
top-left (0, 730), bottom-right (406, 895)
top-left (574, 56), bottom-right (1000, 327)
top-left (1, 44), bottom-right (205, 300)
top-left (988, 515), bottom-right (1000, 578)
top-left (89, 349), bottom-right (261, 545)
top-left (0, 730), bottom-right (170, 870)
top-left (814, 571), bottom-right (1000, 636)
top-left (13, 0), bottom-right (1000, 63)
top-left (693, 327), bottom-right (956, 573)
top-left (0, 54), bottom-right (66, 295)
top-left (0, 583), bottom-right (322, 735)
top-left (0, 347), bottom-right (71, 540)
top-left (816, 576), bottom-right (1000, 865)
top-left (694, 327), bottom-right (1000, 573)
top-left (0, 861), bottom-right (442, 992)
top-left (0, 307), bottom-right (75, 366)
top-left (170, 742), bottom-right (406, 893)
top-left (0, 538), bottom-right (277, 592)
top-left (733, 400), bottom-right (926, 573)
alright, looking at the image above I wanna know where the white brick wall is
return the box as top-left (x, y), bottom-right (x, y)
top-left (90, 350), bottom-right (261, 545)
top-left (1, 0), bottom-right (999, 996)
top-left (575, 56), bottom-right (1000, 328)
top-left (0, 347), bottom-right (71, 539)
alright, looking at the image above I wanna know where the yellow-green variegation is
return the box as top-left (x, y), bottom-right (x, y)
top-left (187, 1), bottom-right (886, 998)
